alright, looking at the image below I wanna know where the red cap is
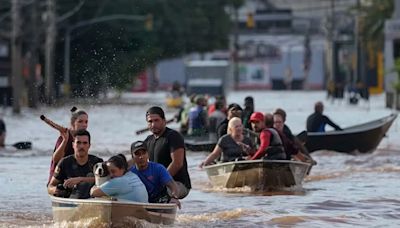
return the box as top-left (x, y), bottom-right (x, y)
top-left (250, 112), bottom-right (264, 122)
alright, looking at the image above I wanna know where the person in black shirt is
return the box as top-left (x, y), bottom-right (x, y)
top-left (144, 106), bottom-right (191, 199)
top-left (216, 103), bottom-right (243, 139)
top-left (0, 118), bottom-right (6, 147)
top-left (306, 101), bottom-right (342, 132)
top-left (47, 130), bottom-right (103, 199)
top-left (242, 96), bottom-right (254, 130)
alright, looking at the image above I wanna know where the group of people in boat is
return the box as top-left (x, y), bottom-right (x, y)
top-left (46, 96), bottom-right (341, 206)
top-left (47, 106), bottom-right (191, 208)
top-left (175, 95), bottom-right (341, 168)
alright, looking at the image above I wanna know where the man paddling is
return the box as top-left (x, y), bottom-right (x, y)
top-left (144, 106), bottom-right (191, 199)
top-left (48, 130), bottom-right (103, 199)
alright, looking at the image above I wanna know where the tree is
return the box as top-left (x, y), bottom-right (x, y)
top-left (62, 0), bottom-right (235, 97)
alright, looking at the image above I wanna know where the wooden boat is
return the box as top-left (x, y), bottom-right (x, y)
top-left (305, 114), bottom-right (397, 154)
top-left (204, 160), bottom-right (311, 191)
top-left (50, 195), bottom-right (177, 225)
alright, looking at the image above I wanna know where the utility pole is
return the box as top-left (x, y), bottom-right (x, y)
top-left (11, 0), bottom-right (22, 113)
top-left (233, 5), bottom-right (240, 90)
top-left (354, 0), bottom-right (361, 88)
top-left (45, 0), bottom-right (56, 104)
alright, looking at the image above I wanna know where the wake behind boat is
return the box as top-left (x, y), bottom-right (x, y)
top-left (50, 195), bottom-right (177, 225)
top-left (305, 114), bottom-right (397, 154)
top-left (204, 160), bottom-right (311, 191)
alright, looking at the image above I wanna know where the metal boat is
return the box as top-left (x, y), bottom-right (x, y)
top-left (50, 195), bottom-right (177, 225)
top-left (204, 160), bottom-right (310, 191)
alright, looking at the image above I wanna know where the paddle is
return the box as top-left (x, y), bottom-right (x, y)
top-left (135, 118), bottom-right (175, 135)
top-left (5, 141), bottom-right (32, 150)
top-left (40, 115), bottom-right (67, 132)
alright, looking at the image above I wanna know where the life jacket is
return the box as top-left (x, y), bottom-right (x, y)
top-left (264, 128), bottom-right (286, 160)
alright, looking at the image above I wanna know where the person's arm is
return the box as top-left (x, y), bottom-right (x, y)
top-left (250, 130), bottom-right (271, 160)
top-left (63, 177), bottom-right (95, 189)
top-left (168, 148), bottom-right (184, 177)
top-left (165, 180), bottom-right (181, 209)
top-left (199, 145), bottom-right (222, 168)
top-left (324, 116), bottom-right (342, 131)
top-left (167, 131), bottom-right (186, 176)
top-left (90, 186), bottom-right (107, 197)
top-left (52, 129), bottom-right (70, 165)
top-left (47, 176), bottom-right (61, 195)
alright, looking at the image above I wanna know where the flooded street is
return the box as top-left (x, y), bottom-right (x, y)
top-left (1, 91), bottom-right (399, 227)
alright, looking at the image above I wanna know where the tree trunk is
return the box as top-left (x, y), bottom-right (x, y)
top-left (45, 0), bottom-right (56, 104)
top-left (11, 0), bottom-right (23, 114)
top-left (28, 0), bottom-right (39, 108)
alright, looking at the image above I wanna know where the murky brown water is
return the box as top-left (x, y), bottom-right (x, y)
top-left (0, 91), bottom-right (399, 227)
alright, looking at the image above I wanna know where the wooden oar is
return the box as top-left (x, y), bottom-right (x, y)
top-left (40, 115), bottom-right (67, 132)
top-left (135, 118), bottom-right (175, 135)
top-left (5, 141), bottom-right (32, 150)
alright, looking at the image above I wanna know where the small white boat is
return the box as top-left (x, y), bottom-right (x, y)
top-left (204, 160), bottom-right (310, 191)
top-left (50, 195), bottom-right (177, 225)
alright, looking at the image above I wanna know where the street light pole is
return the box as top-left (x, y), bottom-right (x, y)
top-left (63, 14), bottom-right (146, 97)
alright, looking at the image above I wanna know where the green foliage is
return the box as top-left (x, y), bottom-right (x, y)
top-left (356, 0), bottom-right (393, 48)
top-left (58, 0), bottom-right (234, 96)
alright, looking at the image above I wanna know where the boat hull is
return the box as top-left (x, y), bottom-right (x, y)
top-left (204, 160), bottom-right (310, 191)
top-left (305, 114), bottom-right (397, 154)
top-left (50, 196), bottom-right (177, 225)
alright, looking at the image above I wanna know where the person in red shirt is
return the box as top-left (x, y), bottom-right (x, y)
top-left (248, 112), bottom-right (286, 160)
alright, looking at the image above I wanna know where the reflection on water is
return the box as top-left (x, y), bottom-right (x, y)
top-left (1, 92), bottom-right (400, 227)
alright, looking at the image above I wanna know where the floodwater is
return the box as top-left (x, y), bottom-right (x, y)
top-left (0, 91), bottom-right (399, 227)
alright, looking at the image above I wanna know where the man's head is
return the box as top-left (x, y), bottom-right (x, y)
top-left (315, 101), bottom-right (324, 113)
top-left (195, 95), bottom-right (207, 106)
top-left (264, 113), bottom-right (274, 128)
top-left (244, 96), bottom-right (254, 109)
top-left (146, 106), bottom-right (166, 136)
top-left (250, 112), bottom-right (265, 132)
top-left (227, 103), bottom-right (243, 120)
top-left (131, 141), bottom-right (148, 170)
top-left (72, 129), bottom-right (91, 159)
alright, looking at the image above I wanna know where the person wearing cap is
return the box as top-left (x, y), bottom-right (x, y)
top-left (130, 141), bottom-right (181, 207)
top-left (306, 101), bottom-right (342, 132)
top-left (216, 103), bottom-right (243, 139)
top-left (90, 154), bottom-right (148, 202)
top-left (187, 95), bottom-right (208, 136)
top-left (144, 106), bottom-right (191, 199)
top-left (199, 117), bottom-right (254, 168)
top-left (249, 112), bottom-right (286, 160)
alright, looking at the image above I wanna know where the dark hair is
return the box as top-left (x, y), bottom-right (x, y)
top-left (73, 129), bottom-right (91, 144)
top-left (107, 154), bottom-right (128, 173)
top-left (273, 108), bottom-right (286, 122)
top-left (215, 100), bottom-right (224, 110)
top-left (70, 107), bottom-right (88, 126)
top-left (315, 101), bottom-right (324, 113)
top-left (146, 106), bottom-right (165, 120)
top-left (264, 113), bottom-right (274, 128)
top-left (228, 103), bottom-right (242, 111)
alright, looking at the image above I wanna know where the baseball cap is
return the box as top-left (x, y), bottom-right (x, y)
top-left (250, 112), bottom-right (264, 122)
top-left (131, 141), bottom-right (147, 155)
